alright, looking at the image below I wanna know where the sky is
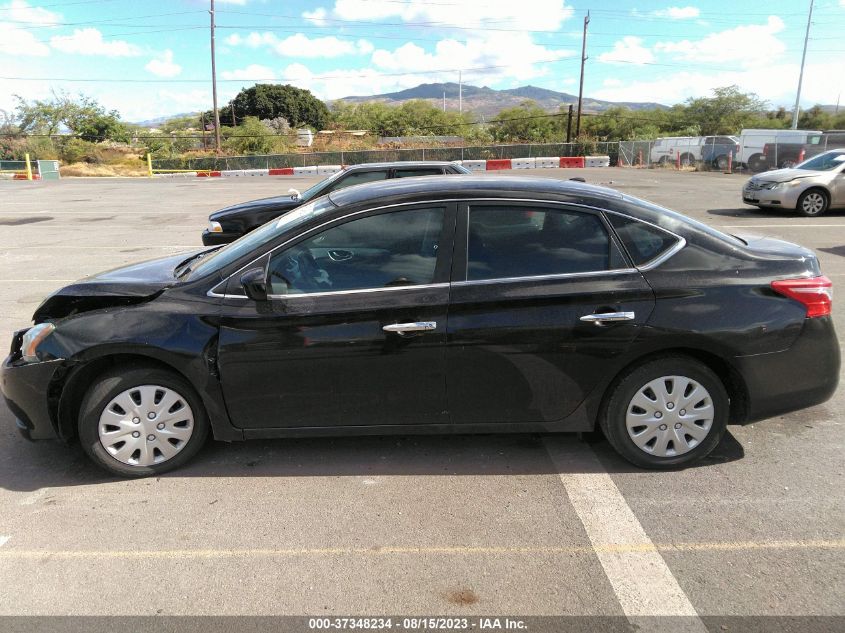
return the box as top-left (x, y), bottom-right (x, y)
top-left (1, 0), bottom-right (844, 123)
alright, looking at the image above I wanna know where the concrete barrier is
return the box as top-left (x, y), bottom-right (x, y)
top-left (512, 157), bottom-right (536, 169)
top-left (269, 167), bottom-right (295, 176)
top-left (317, 165), bottom-right (342, 175)
top-left (486, 159), bottom-right (512, 170)
top-left (196, 171), bottom-right (222, 177)
top-left (460, 160), bottom-right (487, 171)
top-left (534, 157), bottom-right (559, 169)
top-left (585, 155), bottom-right (611, 167)
top-left (293, 166), bottom-right (318, 175)
top-left (559, 157), bottom-right (586, 168)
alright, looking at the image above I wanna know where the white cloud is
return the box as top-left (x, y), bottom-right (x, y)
top-left (225, 31), bottom-right (373, 58)
top-left (598, 36), bottom-right (654, 65)
top-left (331, 0), bottom-right (573, 31)
top-left (603, 78), bottom-right (622, 87)
top-left (654, 16), bottom-right (785, 68)
top-left (591, 60), bottom-right (843, 108)
top-left (0, 0), bottom-right (61, 56)
top-left (652, 6), bottom-right (700, 19)
top-left (145, 50), bottom-right (182, 77)
top-left (50, 28), bottom-right (141, 57)
top-left (216, 0), bottom-right (248, 4)
top-left (221, 64), bottom-right (277, 81)
top-left (281, 33), bottom-right (577, 101)
top-left (303, 7), bottom-right (328, 26)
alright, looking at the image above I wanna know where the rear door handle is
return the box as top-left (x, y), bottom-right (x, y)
top-left (383, 321), bottom-right (437, 335)
top-left (580, 311), bottom-right (636, 325)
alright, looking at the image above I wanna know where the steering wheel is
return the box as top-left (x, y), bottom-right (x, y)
top-left (277, 249), bottom-right (329, 292)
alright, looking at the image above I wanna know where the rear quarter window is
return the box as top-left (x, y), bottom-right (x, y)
top-left (606, 214), bottom-right (681, 267)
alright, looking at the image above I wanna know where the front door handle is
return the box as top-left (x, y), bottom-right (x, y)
top-left (580, 311), bottom-right (636, 325)
top-left (383, 321), bottom-right (437, 335)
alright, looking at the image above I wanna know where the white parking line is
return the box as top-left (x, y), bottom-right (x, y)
top-left (0, 536), bottom-right (8, 548)
top-left (544, 438), bottom-right (707, 631)
top-left (719, 224), bottom-right (845, 228)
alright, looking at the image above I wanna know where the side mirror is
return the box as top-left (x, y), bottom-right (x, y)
top-left (288, 188), bottom-right (301, 200)
top-left (240, 267), bottom-right (268, 302)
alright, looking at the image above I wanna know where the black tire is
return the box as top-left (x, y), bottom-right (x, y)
top-left (78, 365), bottom-right (209, 477)
top-left (599, 356), bottom-right (729, 469)
top-left (679, 153), bottom-right (695, 168)
top-left (748, 154), bottom-right (767, 173)
top-left (715, 155), bottom-right (729, 171)
top-left (796, 188), bottom-right (830, 217)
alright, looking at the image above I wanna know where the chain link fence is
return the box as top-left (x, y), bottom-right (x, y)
top-left (151, 142), bottom-right (619, 172)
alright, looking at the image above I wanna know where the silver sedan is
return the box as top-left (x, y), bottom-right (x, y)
top-left (742, 149), bottom-right (845, 216)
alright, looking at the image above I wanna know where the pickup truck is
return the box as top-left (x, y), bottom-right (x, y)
top-left (763, 130), bottom-right (845, 170)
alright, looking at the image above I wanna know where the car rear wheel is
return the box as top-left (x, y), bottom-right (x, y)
top-left (599, 357), bottom-right (728, 469)
top-left (797, 189), bottom-right (829, 217)
top-left (679, 153), bottom-right (695, 168)
top-left (79, 366), bottom-right (209, 477)
top-left (716, 155), bottom-right (729, 170)
top-left (748, 154), bottom-right (767, 173)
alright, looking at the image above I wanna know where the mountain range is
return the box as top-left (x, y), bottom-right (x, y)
top-left (339, 82), bottom-right (668, 117)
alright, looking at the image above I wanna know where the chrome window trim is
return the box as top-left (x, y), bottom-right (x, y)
top-left (453, 268), bottom-right (639, 288)
top-left (267, 282), bottom-right (449, 301)
top-left (211, 196), bottom-right (686, 297)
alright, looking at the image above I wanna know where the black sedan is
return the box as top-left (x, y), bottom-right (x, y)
top-left (2, 176), bottom-right (839, 477)
top-left (202, 161), bottom-right (471, 245)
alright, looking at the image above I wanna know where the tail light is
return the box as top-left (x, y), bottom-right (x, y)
top-left (771, 276), bottom-right (832, 318)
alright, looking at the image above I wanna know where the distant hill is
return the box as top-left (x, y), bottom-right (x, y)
top-left (130, 112), bottom-right (200, 128)
top-left (338, 82), bottom-right (667, 117)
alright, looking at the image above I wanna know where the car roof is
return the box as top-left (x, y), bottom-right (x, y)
top-left (327, 174), bottom-right (623, 208)
top-left (344, 161), bottom-right (458, 170)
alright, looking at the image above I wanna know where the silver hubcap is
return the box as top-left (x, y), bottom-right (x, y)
top-left (802, 193), bottom-right (825, 214)
top-left (98, 385), bottom-right (194, 467)
top-left (625, 376), bottom-right (714, 457)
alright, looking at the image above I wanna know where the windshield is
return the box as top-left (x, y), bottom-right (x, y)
top-left (187, 197), bottom-right (336, 279)
top-left (796, 151), bottom-right (845, 171)
top-left (297, 169), bottom-right (346, 201)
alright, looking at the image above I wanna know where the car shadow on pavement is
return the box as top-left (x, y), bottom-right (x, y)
top-left (707, 207), bottom-right (845, 219)
top-left (0, 420), bottom-right (746, 492)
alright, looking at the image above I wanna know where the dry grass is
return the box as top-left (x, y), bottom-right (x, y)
top-left (60, 162), bottom-right (148, 177)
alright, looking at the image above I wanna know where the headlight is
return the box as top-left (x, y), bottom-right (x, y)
top-left (208, 221), bottom-right (223, 233)
top-left (21, 323), bottom-right (55, 363)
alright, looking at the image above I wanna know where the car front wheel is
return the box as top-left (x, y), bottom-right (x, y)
top-left (79, 366), bottom-right (209, 477)
top-left (797, 189), bottom-right (829, 217)
top-left (600, 357), bottom-right (728, 469)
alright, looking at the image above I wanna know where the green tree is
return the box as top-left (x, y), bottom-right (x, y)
top-left (14, 92), bottom-right (128, 142)
top-left (222, 116), bottom-right (277, 154)
top-left (683, 85), bottom-right (768, 135)
top-left (490, 101), bottom-right (556, 142)
top-left (212, 84), bottom-right (330, 130)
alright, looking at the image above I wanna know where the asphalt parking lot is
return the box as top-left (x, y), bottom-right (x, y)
top-left (0, 168), bottom-right (843, 629)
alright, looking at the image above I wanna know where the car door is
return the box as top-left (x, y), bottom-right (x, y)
top-left (446, 201), bottom-right (655, 425)
top-left (217, 202), bottom-right (456, 430)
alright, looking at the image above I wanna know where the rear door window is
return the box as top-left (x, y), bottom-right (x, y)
top-left (393, 168), bottom-right (443, 178)
top-left (465, 206), bottom-right (627, 281)
top-left (606, 214), bottom-right (681, 267)
top-left (326, 170), bottom-right (388, 193)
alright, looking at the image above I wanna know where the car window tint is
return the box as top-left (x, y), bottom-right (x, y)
top-left (466, 207), bottom-right (622, 281)
top-left (607, 214), bottom-right (680, 266)
top-left (326, 170), bottom-right (388, 192)
top-left (268, 207), bottom-right (444, 295)
top-left (394, 168), bottom-right (442, 178)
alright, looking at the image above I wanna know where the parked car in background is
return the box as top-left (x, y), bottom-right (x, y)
top-left (3, 176), bottom-right (838, 477)
top-left (202, 161), bottom-right (471, 245)
top-left (649, 136), bottom-right (703, 166)
top-left (742, 149), bottom-right (845, 216)
top-left (700, 135), bottom-right (740, 170)
top-left (737, 128), bottom-right (822, 172)
top-left (762, 130), bottom-right (845, 170)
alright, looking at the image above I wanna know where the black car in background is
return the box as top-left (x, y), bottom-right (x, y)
top-left (202, 161), bottom-right (471, 245)
top-left (2, 176), bottom-right (838, 477)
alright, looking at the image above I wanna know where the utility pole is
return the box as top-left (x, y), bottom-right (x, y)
top-left (209, 0), bottom-right (222, 152)
top-left (566, 104), bottom-right (573, 143)
top-left (459, 70), bottom-right (463, 114)
top-left (791, 0), bottom-right (813, 130)
top-left (575, 10), bottom-right (590, 138)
